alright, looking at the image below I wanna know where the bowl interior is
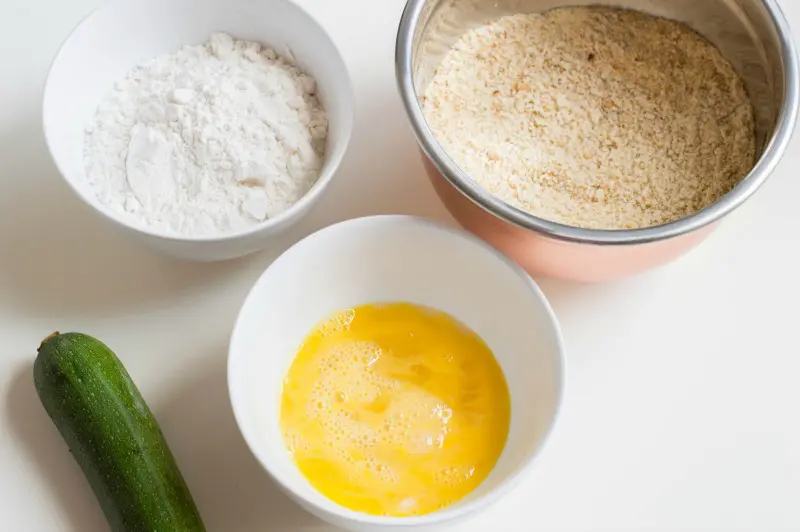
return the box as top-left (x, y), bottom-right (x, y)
top-left (411, 0), bottom-right (784, 167)
top-left (228, 215), bottom-right (564, 525)
top-left (401, 0), bottom-right (796, 245)
top-left (43, 0), bottom-right (353, 240)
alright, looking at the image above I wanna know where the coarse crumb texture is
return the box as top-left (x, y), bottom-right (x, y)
top-left (84, 33), bottom-right (328, 237)
top-left (423, 7), bottom-right (756, 230)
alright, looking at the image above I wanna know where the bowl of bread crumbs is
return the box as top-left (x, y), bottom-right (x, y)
top-left (396, 0), bottom-right (799, 282)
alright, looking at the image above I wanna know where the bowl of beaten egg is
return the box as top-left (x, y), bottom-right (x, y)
top-left (228, 215), bottom-right (565, 531)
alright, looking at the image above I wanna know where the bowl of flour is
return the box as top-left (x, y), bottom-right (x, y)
top-left (43, 0), bottom-right (354, 261)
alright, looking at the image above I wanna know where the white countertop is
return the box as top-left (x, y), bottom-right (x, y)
top-left (2, 0), bottom-right (799, 530)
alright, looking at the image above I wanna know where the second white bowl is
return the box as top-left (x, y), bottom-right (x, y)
top-left (43, 0), bottom-right (354, 261)
top-left (228, 215), bottom-right (565, 531)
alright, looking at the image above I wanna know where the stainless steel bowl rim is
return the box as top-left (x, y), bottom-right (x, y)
top-left (396, 0), bottom-right (800, 246)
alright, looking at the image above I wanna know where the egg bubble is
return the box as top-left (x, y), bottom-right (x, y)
top-left (315, 308), bottom-right (357, 337)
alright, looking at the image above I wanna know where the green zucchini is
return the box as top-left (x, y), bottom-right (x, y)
top-left (33, 332), bottom-right (205, 532)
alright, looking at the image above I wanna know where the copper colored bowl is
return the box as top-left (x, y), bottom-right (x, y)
top-left (396, 0), bottom-right (799, 282)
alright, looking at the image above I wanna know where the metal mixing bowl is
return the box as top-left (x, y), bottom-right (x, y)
top-left (396, 0), bottom-right (798, 282)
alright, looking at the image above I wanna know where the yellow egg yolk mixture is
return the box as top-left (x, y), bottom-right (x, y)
top-left (280, 302), bottom-right (511, 517)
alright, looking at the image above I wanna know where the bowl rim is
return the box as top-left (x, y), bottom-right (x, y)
top-left (395, 0), bottom-right (800, 246)
top-left (227, 214), bottom-right (567, 528)
top-left (41, 0), bottom-right (355, 244)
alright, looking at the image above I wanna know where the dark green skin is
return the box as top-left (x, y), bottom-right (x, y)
top-left (33, 332), bottom-right (206, 532)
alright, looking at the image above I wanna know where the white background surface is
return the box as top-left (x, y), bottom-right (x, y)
top-left (1, 0), bottom-right (798, 530)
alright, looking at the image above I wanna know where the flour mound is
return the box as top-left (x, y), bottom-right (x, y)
top-left (84, 33), bottom-right (328, 236)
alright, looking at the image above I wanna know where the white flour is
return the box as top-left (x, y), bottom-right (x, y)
top-left (84, 33), bottom-right (328, 236)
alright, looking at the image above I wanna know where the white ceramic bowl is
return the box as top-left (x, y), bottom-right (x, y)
top-left (228, 215), bottom-right (565, 531)
top-left (42, 0), bottom-right (354, 261)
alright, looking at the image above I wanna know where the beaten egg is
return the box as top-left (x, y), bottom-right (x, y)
top-left (280, 302), bottom-right (511, 517)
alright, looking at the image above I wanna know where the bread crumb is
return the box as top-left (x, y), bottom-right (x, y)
top-left (423, 7), bottom-right (756, 230)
